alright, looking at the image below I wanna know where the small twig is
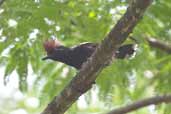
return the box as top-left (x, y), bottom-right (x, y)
top-left (146, 37), bottom-right (171, 54)
top-left (107, 95), bottom-right (171, 114)
top-left (129, 36), bottom-right (140, 44)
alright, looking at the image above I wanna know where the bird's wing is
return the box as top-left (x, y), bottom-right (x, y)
top-left (71, 42), bottom-right (98, 50)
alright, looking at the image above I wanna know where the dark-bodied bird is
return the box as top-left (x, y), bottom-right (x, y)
top-left (42, 39), bottom-right (137, 69)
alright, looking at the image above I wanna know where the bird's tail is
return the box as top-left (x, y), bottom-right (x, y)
top-left (115, 44), bottom-right (138, 59)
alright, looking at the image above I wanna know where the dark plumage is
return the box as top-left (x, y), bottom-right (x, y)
top-left (42, 39), bottom-right (137, 69)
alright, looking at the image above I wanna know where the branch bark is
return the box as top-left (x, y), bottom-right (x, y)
top-left (107, 95), bottom-right (171, 114)
top-left (41, 0), bottom-right (153, 114)
top-left (146, 37), bottom-right (171, 53)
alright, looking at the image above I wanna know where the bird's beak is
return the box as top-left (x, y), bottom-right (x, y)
top-left (42, 56), bottom-right (50, 60)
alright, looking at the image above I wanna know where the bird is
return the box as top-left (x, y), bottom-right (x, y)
top-left (42, 39), bottom-right (137, 69)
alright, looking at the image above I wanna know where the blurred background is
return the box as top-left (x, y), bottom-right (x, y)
top-left (0, 0), bottom-right (171, 114)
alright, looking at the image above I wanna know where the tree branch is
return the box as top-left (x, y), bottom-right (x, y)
top-left (41, 0), bottom-right (153, 114)
top-left (107, 95), bottom-right (171, 114)
top-left (146, 37), bottom-right (171, 54)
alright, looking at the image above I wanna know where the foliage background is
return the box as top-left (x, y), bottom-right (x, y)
top-left (0, 0), bottom-right (171, 114)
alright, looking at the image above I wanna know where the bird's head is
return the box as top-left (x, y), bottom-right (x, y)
top-left (43, 39), bottom-right (61, 54)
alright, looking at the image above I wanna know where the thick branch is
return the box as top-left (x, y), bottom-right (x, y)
top-left (41, 0), bottom-right (153, 114)
top-left (146, 37), bottom-right (171, 53)
top-left (107, 95), bottom-right (171, 114)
